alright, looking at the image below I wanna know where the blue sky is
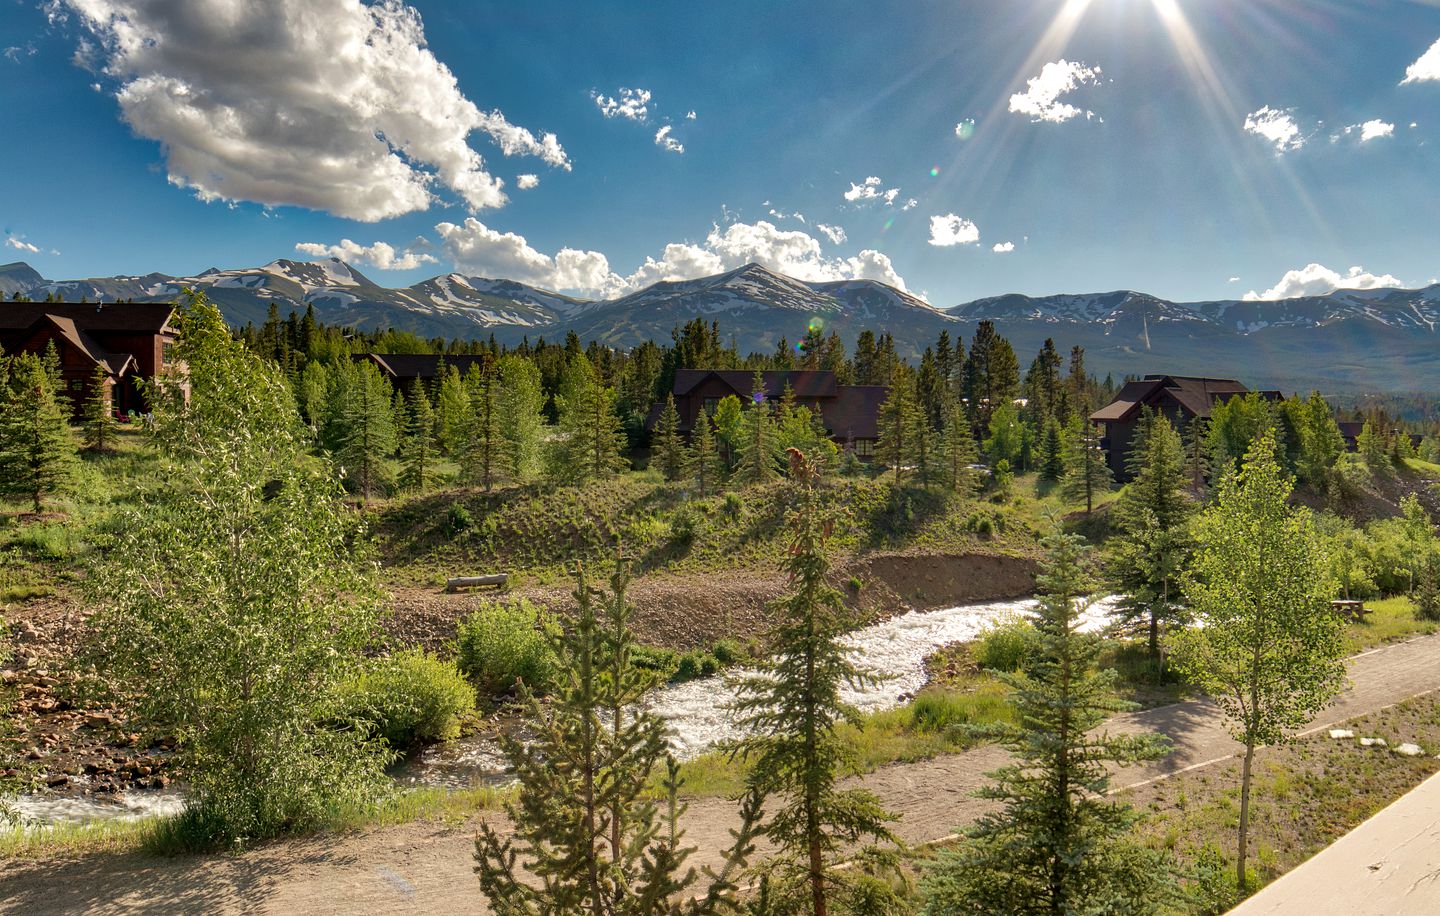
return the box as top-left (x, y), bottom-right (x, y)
top-left (2, 0), bottom-right (1439, 306)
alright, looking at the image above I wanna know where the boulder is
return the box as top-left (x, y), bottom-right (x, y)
top-left (1360, 737), bottom-right (1389, 748)
top-left (1394, 743), bottom-right (1424, 757)
top-left (1329, 729), bottom-right (1355, 739)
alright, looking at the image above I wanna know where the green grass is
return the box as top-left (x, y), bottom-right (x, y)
top-left (1344, 595), bottom-right (1437, 652)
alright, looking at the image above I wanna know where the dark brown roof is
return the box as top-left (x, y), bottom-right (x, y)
top-left (359, 353), bottom-right (490, 380)
top-left (1090, 374), bottom-right (1259, 424)
top-left (821, 386), bottom-right (887, 440)
top-left (28, 315), bottom-right (137, 376)
top-left (0, 302), bottom-right (175, 334)
top-left (673, 369), bottom-right (838, 400)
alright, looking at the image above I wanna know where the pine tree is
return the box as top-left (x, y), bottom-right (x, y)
top-left (876, 370), bottom-right (922, 485)
top-left (729, 450), bottom-right (898, 914)
top-left (1038, 416), bottom-right (1065, 482)
top-left (464, 363), bottom-right (503, 491)
top-left (327, 359), bottom-right (397, 502)
top-left (939, 404), bottom-right (980, 496)
top-left (82, 363), bottom-right (117, 453)
top-left (1109, 414), bottom-right (1192, 660)
top-left (1171, 432), bottom-right (1346, 891)
top-left (400, 380), bottom-right (437, 492)
top-left (434, 364), bottom-right (470, 456)
top-left (1181, 415), bottom-right (1210, 492)
top-left (549, 353), bottom-right (628, 484)
top-left (735, 372), bottom-right (781, 486)
top-left (652, 393), bottom-right (686, 482)
top-left (1063, 419), bottom-right (1113, 514)
top-left (0, 351), bottom-right (77, 511)
top-left (689, 410), bottom-right (723, 497)
top-left (475, 553), bottom-right (762, 914)
top-left (922, 530), bottom-right (1175, 914)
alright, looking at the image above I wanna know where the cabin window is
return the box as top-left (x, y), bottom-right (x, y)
top-left (854, 439), bottom-right (875, 457)
top-left (703, 397), bottom-right (720, 415)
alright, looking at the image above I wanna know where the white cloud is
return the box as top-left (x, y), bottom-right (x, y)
top-left (1351, 119), bottom-right (1395, 142)
top-left (928, 214), bottom-right (980, 247)
top-left (593, 87), bottom-right (651, 121)
top-left (816, 224), bottom-right (847, 245)
top-left (1244, 106), bottom-right (1305, 152)
top-left (900, 198), bottom-right (918, 211)
top-left (5, 236), bottom-right (41, 254)
top-left (515, 173), bottom-right (540, 190)
top-left (436, 218), bottom-right (626, 298)
top-left (62, 0), bottom-right (570, 222)
top-left (685, 110), bottom-right (697, 120)
top-left (294, 239), bottom-right (436, 271)
top-left (1243, 263), bottom-right (1406, 301)
top-left (1228, 276), bottom-right (1241, 283)
top-left (843, 175), bottom-right (904, 206)
top-left (436, 217), bottom-right (915, 298)
top-left (1008, 59), bottom-right (1102, 123)
top-left (654, 124), bottom-right (684, 154)
top-left (1401, 37), bottom-right (1440, 84)
top-left (992, 241), bottom-right (1014, 253)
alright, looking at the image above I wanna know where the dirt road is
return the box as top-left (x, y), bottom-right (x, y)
top-left (3, 634), bottom-right (1436, 915)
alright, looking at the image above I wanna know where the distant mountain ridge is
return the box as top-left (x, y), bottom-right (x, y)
top-left (3, 259), bottom-right (1438, 393)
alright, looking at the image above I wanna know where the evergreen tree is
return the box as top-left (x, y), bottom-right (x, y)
top-left (1108, 414), bottom-right (1192, 660)
top-left (712, 394), bottom-right (745, 472)
top-left (296, 360), bottom-right (329, 429)
top-left (922, 529), bottom-right (1174, 914)
top-left (400, 380), bottom-right (437, 492)
top-left (497, 354), bottom-right (545, 483)
top-left (982, 401), bottom-right (1024, 468)
top-left (735, 372), bottom-right (782, 486)
top-left (652, 393), bottom-right (686, 481)
top-left (876, 371), bottom-right (922, 485)
top-left (1038, 417), bottom-right (1065, 482)
top-left (939, 403), bottom-right (981, 497)
top-left (475, 553), bottom-right (762, 914)
top-left (1063, 419), bottom-right (1113, 514)
top-left (82, 363), bottom-right (117, 453)
top-left (549, 353), bottom-right (629, 484)
top-left (328, 359), bottom-right (397, 502)
top-left (962, 321), bottom-right (1020, 431)
top-left (464, 363), bottom-right (503, 491)
top-left (434, 364), bottom-right (470, 456)
top-left (1181, 415), bottom-right (1210, 492)
top-left (730, 450), bottom-right (898, 914)
top-left (689, 409), bottom-right (723, 497)
top-left (0, 351), bottom-right (77, 511)
top-left (1171, 432), bottom-right (1346, 891)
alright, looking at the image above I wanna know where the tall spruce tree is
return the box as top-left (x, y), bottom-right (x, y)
top-left (1038, 416), bottom-right (1065, 482)
top-left (735, 372), bottom-right (782, 486)
top-left (0, 351), bottom-right (77, 512)
top-left (729, 449), bottom-right (898, 915)
top-left (876, 370), bottom-right (922, 485)
top-left (652, 393), bottom-right (686, 481)
top-left (399, 380), bottom-right (437, 492)
top-left (496, 354), bottom-right (545, 483)
top-left (689, 409), bottom-right (723, 497)
top-left (82, 363), bottom-right (117, 453)
top-left (1171, 432), bottom-right (1346, 891)
top-left (1063, 419), bottom-right (1113, 514)
top-left (940, 403), bottom-right (981, 496)
top-left (464, 362), bottom-right (503, 491)
top-left (475, 553), bottom-right (762, 914)
top-left (549, 353), bottom-right (629, 484)
top-left (1108, 413), bottom-right (1192, 659)
top-left (328, 359), bottom-right (397, 502)
top-left (921, 530), bottom-right (1175, 914)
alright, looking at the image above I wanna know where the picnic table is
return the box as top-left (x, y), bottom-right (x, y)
top-left (1331, 599), bottom-right (1371, 621)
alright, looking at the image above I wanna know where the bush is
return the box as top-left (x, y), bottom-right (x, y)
top-left (457, 599), bottom-right (559, 697)
top-left (445, 503), bottom-right (472, 535)
top-left (669, 505), bottom-right (702, 550)
top-left (974, 614), bottom-right (1039, 672)
top-left (722, 492), bottom-right (744, 519)
top-left (1187, 843), bottom-right (1242, 915)
top-left (340, 649), bottom-right (476, 750)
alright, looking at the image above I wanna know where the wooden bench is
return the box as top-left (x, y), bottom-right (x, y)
top-left (1331, 600), bottom-right (1372, 621)
top-left (445, 573), bottom-right (508, 593)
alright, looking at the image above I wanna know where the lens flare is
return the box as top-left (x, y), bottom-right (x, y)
top-left (954, 119), bottom-right (976, 140)
top-left (882, 218), bottom-right (895, 232)
top-left (929, 167), bottom-right (940, 177)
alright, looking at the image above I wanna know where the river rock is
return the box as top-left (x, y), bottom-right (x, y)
top-left (1394, 743), bottom-right (1423, 757)
top-left (1329, 729), bottom-right (1355, 739)
top-left (1360, 737), bottom-right (1388, 748)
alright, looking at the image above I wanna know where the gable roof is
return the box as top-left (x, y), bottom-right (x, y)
top-left (0, 302), bottom-right (175, 335)
top-left (1090, 374), bottom-right (1257, 424)
top-left (822, 386), bottom-right (888, 440)
top-left (673, 369), bottom-right (839, 399)
top-left (358, 353), bottom-right (491, 380)
top-left (18, 314), bottom-right (137, 376)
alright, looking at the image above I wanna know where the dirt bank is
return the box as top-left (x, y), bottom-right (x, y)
top-left (383, 550), bottom-right (1040, 653)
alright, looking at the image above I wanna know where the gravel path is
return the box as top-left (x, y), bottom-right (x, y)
top-left (3, 634), bottom-right (1436, 915)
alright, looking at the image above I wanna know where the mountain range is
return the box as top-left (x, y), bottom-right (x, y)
top-left (4, 258), bottom-right (1438, 394)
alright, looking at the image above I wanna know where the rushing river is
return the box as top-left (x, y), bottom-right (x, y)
top-left (17, 594), bottom-right (1119, 822)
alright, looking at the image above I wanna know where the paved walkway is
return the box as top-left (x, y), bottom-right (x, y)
top-left (1, 634), bottom-right (1437, 915)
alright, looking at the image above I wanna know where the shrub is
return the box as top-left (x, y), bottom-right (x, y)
top-left (445, 503), bottom-right (472, 535)
top-left (1187, 843), bottom-right (1241, 915)
top-left (710, 638), bottom-right (745, 666)
top-left (457, 599), bottom-right (559, 697)
top-left (340, 649), bottom-right (476, 750)
top-left (722, 492), bottom-right (744, 519)
top-left (973, 614), bottom-right (1039, 672)
top-left (669, 505), bottom-right (702, 550)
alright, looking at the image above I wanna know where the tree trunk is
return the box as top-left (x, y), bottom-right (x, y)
top-left (1237, 738), bottom-right (1256, 891)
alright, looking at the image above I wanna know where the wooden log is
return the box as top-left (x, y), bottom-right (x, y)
top-left (445, 574), bottom-right (508, 592)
